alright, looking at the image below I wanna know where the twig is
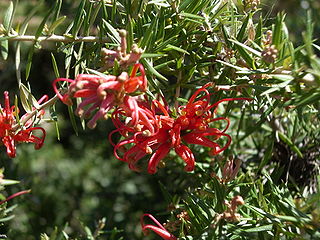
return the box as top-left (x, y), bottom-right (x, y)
top-left (4, 35), bottom-right (109, 43)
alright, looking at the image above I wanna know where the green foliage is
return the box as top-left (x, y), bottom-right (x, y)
top-left (0, 0), bottom-right (319, 239)
top-left (0, 169), bottom-right (27, 236)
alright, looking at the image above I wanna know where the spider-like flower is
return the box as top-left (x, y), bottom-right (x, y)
top-left (53, 63), bottom-right (148, 129)
top-left (141, 214), bottom-right (177, 240)
top-left (113, 83), bottom-right (251, 174)
top-left (0, 91), bottom-right (46, 158)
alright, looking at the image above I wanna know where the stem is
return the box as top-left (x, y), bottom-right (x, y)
top-left (12, 95), bottom-right (60, 130)
top-left (6, 35), bottom-right (109, 43)
top-left (0, 190), bottom-right (31, 205)
top-left (174, 71), bottom-right (182, 111)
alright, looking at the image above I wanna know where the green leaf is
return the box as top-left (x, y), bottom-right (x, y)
top-left (255, 16), bottom-right (262, 46)
top-left (268, 74), bottom-right (294, 81)
top-left (158, 181), bottom-right (173, 204)
top-left (102, 19), bottom-right (120, 44)
top-left (19, 83), bottom-right (40, 113)
top-left (0, 1), bottom-right (15, 60)
top-left (148, 0), bottom-right (170, 8)
top-left (25, 46), bottom-right (35, 80)
top-left (258, 142), bottom-right (274, 171)
top-left (141, 59), bottom-right (168, 82)
top-left (15, 40), bottom-right (22, 86)
top-left (40, 233), bottom-right (50, 240)
top-left (52, 0), bottom-right (63, 22)
top-left (293, 91), bottom-right (320, 107)
top-left (0, 40), bottom-right (9, 61)
top-left (216, 60), bottom-right (249, 71)
top-left (0, 215), bottom-right (15, 222)
top-left (236, 14), bottom-right (250, 42)
top-left (179, 12), bottom-right (205, 20)
top-left (164, 44), bottom-right (189, 55)
top-left (277, 131), bottom-right (303, 158)
top-left (179, 0), bottom-right (195, 12)
top-left (35, 7), bottom-right (54, 38)
top-left (230, 39), bottom-right (261, 57)
top-left (141, 53), bottom-right (166, 58)
top-left (51, 53), bottom-right (60, 78)
top-left (189, 194), bottom-right (212, 224)
top-left (72, 0), bottom-right (86, 36)
top-left (3, 1), bottom-right (14, 30)
top-left (139, 14), bottom-right (159, 49)
top-left (126, 15), bottom-right (134, 50)
top-left (234, 43), bottom-right (255, 69)
top-left (25, 4), bottom-right (56, 80)
top-left (0, 179), bottom-right (20, 186)
top-left (48, 16), bottom-right (66, 35)
top-left (272, 13), bottom-right (285, 49)
top-left (240, 100), bottom-right (280, 140)
top-left (244, 224), bottom-right (274, 233)
top-left (68, 105), bottom-right (79, 135)
top-left (221, 25), bottom-right (232, 48)
top-left (211, 177), bottom-right (225, 212)
top-left (260, 80), bottom-right (292, 96)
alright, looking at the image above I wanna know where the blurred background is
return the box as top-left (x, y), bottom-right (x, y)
top-left (0, 0), bottom-right (319, 239)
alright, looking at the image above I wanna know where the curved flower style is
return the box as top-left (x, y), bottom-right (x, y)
top-left (113, 95), bottom-right (158, 136)
top-left (0, 190), bottom-right (31, 205)
top-left (141, 214), bottom-right (177, 240)
top-left (0, 91), bottom-right (46, 158)
top-left (53, 63), bottom-right (148, 129)
top-left (113, 84), bottom-right (251, 174)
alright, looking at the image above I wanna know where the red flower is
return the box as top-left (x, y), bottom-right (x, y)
top-left (141, 214), bottom-right (177, 240)
top-left (113, 84), bottom-right (251, 174)
top-left (113, 95), bottom-right (158, 136)
top-left (0, 92), bottom-right (46, 158)
top-left (53, 64), bottom-right (148, 128)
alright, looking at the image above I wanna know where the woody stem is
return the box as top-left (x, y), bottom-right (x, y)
top-left (6, 35), bottom-right (109, 43)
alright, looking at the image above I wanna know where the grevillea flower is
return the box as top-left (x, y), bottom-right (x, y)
top-left (0, 91), bottom-right (46, 158)
top-left (53, 63), bottom-right (148, 129)
top-left (113, 84), bottom-right (251, 174)
top-left (141, 214), bottom-right (177, 240)
top-left (100, 29), bottom-right (143, 71)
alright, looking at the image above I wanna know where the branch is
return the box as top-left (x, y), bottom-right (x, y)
top-left (5, 35), bottom-right (109, 43)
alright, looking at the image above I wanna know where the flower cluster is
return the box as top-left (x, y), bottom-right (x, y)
top-left (112, 83), bottom-right (250, 174)
top-left (53, 63), bottom-right (147, 129)
top-left (100, 29), bottom-right (143, 71)
top-left (54, 65), bottom-right (250, 174)
top-left (217, 195), bottom-right (245, 222)
top-left (0, 91), bottom-right (47, 158)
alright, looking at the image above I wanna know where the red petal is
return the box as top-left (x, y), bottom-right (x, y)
top-left (148, 142), bottom-right (171, 174)
top-left (140, 214), bottom-right (177, 240)
top-left (52, 78), bottom-right (74, 105)
top-left (186, 83), bottom-right (211, 109)
top-left (2, 136), bottom-right (16, 158)
top-left (175, 144), bottom-right (195, 171)
top-left (142, 225), bottom-right (177, 240)
top-left (73, 89), bottom-right (97, 98)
